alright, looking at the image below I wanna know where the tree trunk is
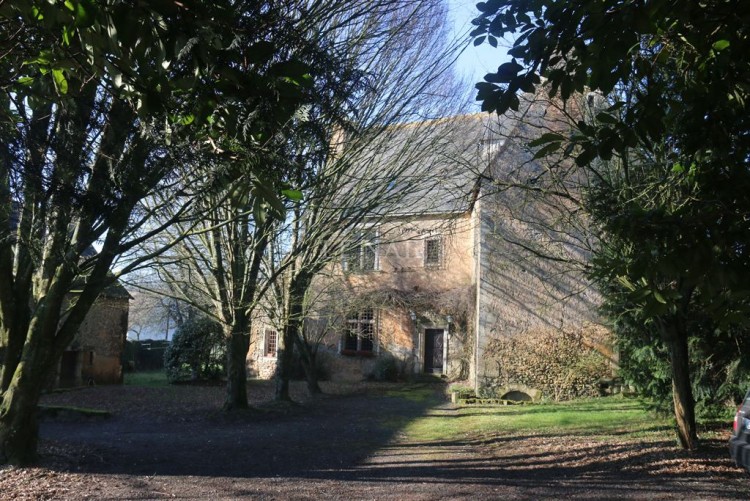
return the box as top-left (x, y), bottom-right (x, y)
top-left (223, 330), bottom-right (250, 411)
top-left (668, 328), bottom-right (697, 450)
top-left (0, 336), bottom-right (58, 465)
top-left (274, 325), bottom-right (295, 401)
top-left (0, 327), bottom-right (24, 392)
top-left (0, 376), bottom-right (42, 465)
top-left (295, 337), bottom-right (322, 396)
top-left (302, 358), bottom-right (322, 395)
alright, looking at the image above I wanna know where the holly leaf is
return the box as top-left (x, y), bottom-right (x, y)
top-left (52, 69), bottom-right (68, 94)
top-left (281, 189), bottom-right (303, 202)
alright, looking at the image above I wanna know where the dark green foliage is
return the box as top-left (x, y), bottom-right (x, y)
top-left (164, 317), bottom-right (225, 383)
top-left (610, 316), bottom-right (671, 414)
top-left (473, 0), bottom-right (750, 327)
top-left (587, 159), bottom-right (750, 424)
top-left (612, 299), bottom-right (750, 418)
top-left (472, 0), bottom-right (750, 169)
top-left (0, 0), bottom-right (354, 464)
top-left (473, 0), bottom-right (750, 449)
top-left (370, 355), bottom-right (400, 382)
top-left (3, 0), bottom-right (319, 130)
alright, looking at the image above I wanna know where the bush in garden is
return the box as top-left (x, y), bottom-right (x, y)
top-left (164, 316), bottom-right (225, 382)
top-left (370, 355), bottom-right (400, 382)
top-left (485, 329), bottom-right (612, 400)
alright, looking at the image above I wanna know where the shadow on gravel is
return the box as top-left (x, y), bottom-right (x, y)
top-left (39, 381), bottom-right (445, 478)
top-left (38, 381), bottom-right (749, 499)
top-left (307, 437), bottom-right (746, 499)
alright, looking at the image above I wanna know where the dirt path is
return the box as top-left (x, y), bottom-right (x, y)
top-left (1, 381), bottom-right (748, 500)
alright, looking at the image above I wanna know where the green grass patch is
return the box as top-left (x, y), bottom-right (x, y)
top-left (124, 370), bottom-right (168, 387)
top-left (448, 383), bottom-right (474, 393)
top-left (397, 396), bottom-right (671, 443)
top-left (384, 383), bottom-right (441, 403)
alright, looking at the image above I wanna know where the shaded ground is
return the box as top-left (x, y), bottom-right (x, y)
top-left (1, 380), bottom-right (749, 500)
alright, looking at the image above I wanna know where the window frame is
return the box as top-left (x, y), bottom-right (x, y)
top-left (424, 235), bottom-right (442, 268)
top-left (341, 308), bottom-right (377, 356)
top-left (264, 329), bottom-right (278, 358)
top-left (342, 228), bottom-right (379, 273)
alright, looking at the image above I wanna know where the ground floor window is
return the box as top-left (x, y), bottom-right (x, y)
top-left (264, 329), bottom-right (277, 357)
top-left (343, 308), bottom-right (376, 355)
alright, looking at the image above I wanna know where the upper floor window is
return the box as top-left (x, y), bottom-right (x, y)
top-left (424, 236), bottom-right (442, 267)
top-left (343, 308), bottom-right (376, 355)
top-left (343, 229), bottom-right (378, 272)
top-left (264, 329), bottom-right (277, 358)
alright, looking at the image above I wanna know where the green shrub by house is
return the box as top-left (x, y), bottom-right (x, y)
top-left (485, 330), bottom-right (611, 400)
top-left (370, 355), bottom-right (400, 382)
top-left (164, 317), bottom-right (225, 382)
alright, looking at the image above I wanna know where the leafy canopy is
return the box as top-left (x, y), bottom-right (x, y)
top-left (472, 0), bottom-right (749, 165)
top-left (3, 0), bottom-right (315, 126)
top-left (472, 0), bottom-right (750, 325)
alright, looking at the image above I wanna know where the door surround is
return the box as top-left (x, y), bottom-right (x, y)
top-left (418, 326), bottom-right (448, 375)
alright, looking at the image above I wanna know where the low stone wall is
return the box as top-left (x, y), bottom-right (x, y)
top-left (324, 353), bottom-right (379, 382)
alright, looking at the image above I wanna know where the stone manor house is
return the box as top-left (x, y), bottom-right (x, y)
top-left (249, 97), bottom-right (611, 398)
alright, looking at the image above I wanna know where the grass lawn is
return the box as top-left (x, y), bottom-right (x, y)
top-left (124, 370), bottom-right (168, 387)
top-left (395, 392), bottom-right (675, 444)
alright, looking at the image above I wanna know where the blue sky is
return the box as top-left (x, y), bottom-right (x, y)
top-left (447, 0), bottom-right (511, 109)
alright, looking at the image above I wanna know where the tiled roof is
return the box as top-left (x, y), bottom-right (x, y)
top-left (346, 109), bottom-right (525, 218)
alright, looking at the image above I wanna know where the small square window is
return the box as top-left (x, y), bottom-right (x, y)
top-left (425, 237), bottom-right (442, 266)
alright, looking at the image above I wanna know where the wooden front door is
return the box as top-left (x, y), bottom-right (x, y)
top-left (424, 329), bottom-right (444, 373)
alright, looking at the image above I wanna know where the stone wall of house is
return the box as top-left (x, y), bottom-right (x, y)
top-left (474, 133), bottom-right (614, 399)
top-left (321, 349), bottom-right (381, 382)
top-left (309, 213), bottom-right (477, 381)
top-left (247, 325), bottom-right (278, 379)
top-left (358, 212), bottom-right (475, 291)
top-left (67, 297), bottom-right (129, 385)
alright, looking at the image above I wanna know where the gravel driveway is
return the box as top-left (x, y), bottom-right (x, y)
top-left (1, 380), bottom-right (748, 500)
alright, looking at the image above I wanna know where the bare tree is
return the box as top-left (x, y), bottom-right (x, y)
top-left (128, 292), bottom-right (169, 343)
top-left (262, 0), bottom-right (474, 399)
top-left (139, 0), bottom-right (471, 404)
top-left (127, 274), bottom-right (199, 343)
